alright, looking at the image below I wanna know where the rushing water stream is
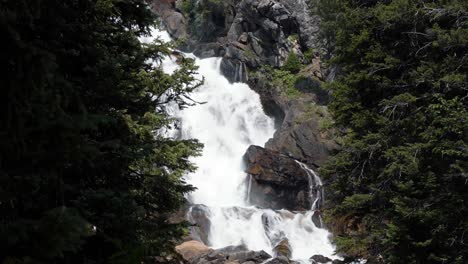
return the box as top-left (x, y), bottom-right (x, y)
top-left (145, 29), bottom-right (338, 262)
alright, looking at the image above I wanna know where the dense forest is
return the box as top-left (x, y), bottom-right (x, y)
top-left (1, 0), bottom-right (202, 263)
top-left (318, 0), bottom-right (468, 263)
top-left (0, 0), bottom-right (467, 264)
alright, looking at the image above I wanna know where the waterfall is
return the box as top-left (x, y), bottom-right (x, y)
top-left (296, 161), bottom-right (324, 211)
top-left (247, 174), bottom-right (253, 204)
top-left (145, 29), bottom-right (339, 262)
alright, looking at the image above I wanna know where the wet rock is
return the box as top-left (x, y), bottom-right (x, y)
top-left (243, 145), bottom-right (311, 210)
top-left (273, 239), bottom-right (292, 259)
top-left (264, 256), bottom-right (290, 264)
top-left (220, 57), bottom-right (249, 83)
top-left (331, 260), bottom-right (345, 264)
top-left (311, 210), bottom-right (323, 228)
top-left (226, 250), bottom-right (271, 263)
top-left (193, 42), bottom-right (224, 59)
top-left (192, 247), bottom-right (272, 264)
top-left (187, 205), bottom-right (212, 244)
top-left (310, 255), bottom-right (332, 263)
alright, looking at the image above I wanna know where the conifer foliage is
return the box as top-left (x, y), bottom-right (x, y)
top-left (318, 0), bottom-right (468, 263)
top-left (317, 0), bottom-right (468, 263)
top-left (0, 0), bottom-right (202, 263)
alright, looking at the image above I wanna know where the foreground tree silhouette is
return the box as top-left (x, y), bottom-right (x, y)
top-left (0, 0), bottom-right (202, 263)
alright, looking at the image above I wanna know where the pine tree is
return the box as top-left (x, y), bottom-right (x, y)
top-left (317, 0), bottom-right (468, 263)
top-left (0, 0), bottom-right (202, 263)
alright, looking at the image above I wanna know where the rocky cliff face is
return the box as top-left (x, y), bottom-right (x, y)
top-left (152, 0), bottom-right (320, 82)
top-left (247, 65), bottom-right (338, 168)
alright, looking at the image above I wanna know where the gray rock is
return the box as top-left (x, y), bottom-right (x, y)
top-left (150, 0), bottom-right (188, 39)
top-left (310, 255), bottom-right (332, 263)
top-left (281, 0), bottom-right (321, 50)
top-left (265, 256), bottom-right (290, 264)
top-left (265, 115), bottom-right (337, 167)
top-left (176, 235), bottom-right (272, 264)
top-left (311, 210), bottom-right (324, 228)
top-left (238, 32), bottom-right (249, 44)
top-left (331, 260), bottom-right (345, 264)
top-left (247, 69), bottom-right (339, 167)
top-left (187, 205), bottom-right (212, 244)
top-left (152, 0), bottom-right (321, 78)
top-left (227, 250), bottom-right (271, 263)
top-left (193, 42), bottom-right (224, 59)
top-left (164, 11), bottom-right (188, 39)
top-left (213, 244), bottom-right (248, 254)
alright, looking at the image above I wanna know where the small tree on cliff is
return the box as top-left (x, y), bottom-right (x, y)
top-left (0, 0), bottom-right (201, 263)
top-left (283, 52), bottom-right (302, 74)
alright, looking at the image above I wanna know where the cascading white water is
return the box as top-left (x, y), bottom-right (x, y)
top-left (175, 57), bottom-right (275, 207)
top-left (145, 29), bottom-right (339, 262)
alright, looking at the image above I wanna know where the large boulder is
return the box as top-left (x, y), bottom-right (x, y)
top-left (265, 110), bottom-right (338, 168)
top-left (176, 240), bottom-right (272, 264)
top-left (191, 246), bottom-right (271, 264)
top-left (221, 249), bottom-right (271, 263)
top-left (176, 240), bottom-right (213, 262)
top-left (310, 255), bottom-right (332, 263)
top-left (243, 145), bottom-right (311, 210)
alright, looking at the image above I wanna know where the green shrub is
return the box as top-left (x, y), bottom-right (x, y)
top-left (303, 48), bottom-right (316, 62)
top-left (282, 52), bottom-right (302, 74)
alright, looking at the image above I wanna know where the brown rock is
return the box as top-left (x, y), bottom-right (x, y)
top-left (273, 239), bottom-right (292, 259)
top-left (243, 145), bottom-right (311, 210)
top-left (176, 240), bottom-right (213, 262)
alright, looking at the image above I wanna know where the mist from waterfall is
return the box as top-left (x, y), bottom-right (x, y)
top-left (146, 29), bottom-right (338, 261)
